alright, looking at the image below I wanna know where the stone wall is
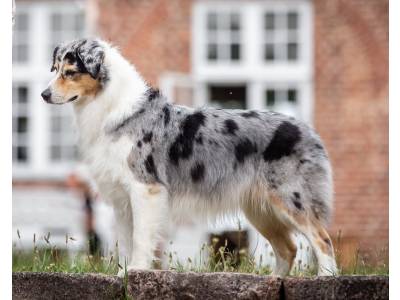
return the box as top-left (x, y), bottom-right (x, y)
top-left (13, 271), bottom-right (389, 300)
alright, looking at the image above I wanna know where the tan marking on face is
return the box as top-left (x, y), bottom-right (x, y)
top-left (53, 62), bottom-right (101, 100)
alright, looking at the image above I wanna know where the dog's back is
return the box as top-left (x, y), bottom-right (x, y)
top-left (121, 91), bottom-right (332, 225)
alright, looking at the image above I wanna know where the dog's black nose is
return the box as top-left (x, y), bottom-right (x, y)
top-left (41, 89), bottom-right (52, 102)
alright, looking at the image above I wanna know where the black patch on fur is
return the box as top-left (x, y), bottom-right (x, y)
top-left (299, 159), bottom-right (311, 164)
top-left (324, 238), bottom-right (331, 246)
top-left (64, 51), bottom-right (76, 64)
top-left (190, 162), bottom-right (205, 183)
top-left (291, 193), bottom-right (302, 209)
top-left (147, 88), bottom-right (160, 102)
top-left (137, 141), bottom-right (142, 148)
top-left (293, 200), bottom-right (303, 210)
top-left (315, 143), bottom-right (323, 150)
top-left (241, 111), bottom-right (259, 118)
top-left (162, 106), bottom-right (170, 126)
top-left (263, 121), bottom-right (301, 162)
top-left (144, 154), bottom-right (158, 180)
top-left (223, 119), bottom-right (239, 135)
top-left (143, 132), bottom-right (153, 143)
top-left (234, 138), bottom-right (257, 163)
top-left (51, 46), bottom-right (60, 71)
top-left (138, 108), bottom-right (145, 114)
top-left (212, 114), bottom-right (219, 118)
top-left (195, 134), bottom-right (203, 145)
top-left (168, 112), bottom-right (206, 165)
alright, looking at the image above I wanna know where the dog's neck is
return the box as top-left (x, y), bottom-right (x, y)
top-left (73, 42), bottom-right (149, 145)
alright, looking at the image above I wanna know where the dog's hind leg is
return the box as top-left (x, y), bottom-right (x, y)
top-left (291, 216), bottom-right (337, 276)
top-left (242, 202), bottom-right (297, 276)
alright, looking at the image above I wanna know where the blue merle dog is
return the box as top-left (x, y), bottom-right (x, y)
top-left (42, 38), bottom-right (337, 276)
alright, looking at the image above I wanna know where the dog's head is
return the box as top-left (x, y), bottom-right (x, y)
top-left (41, 38), bottom-right (108, 105)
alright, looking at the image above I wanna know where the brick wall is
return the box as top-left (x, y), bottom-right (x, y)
top-left (94, 0), bottom-right (191, 86)
top-left (94, 0), bottom-right (388, 255)
top-left (314, 0), bottom-right (388, 254)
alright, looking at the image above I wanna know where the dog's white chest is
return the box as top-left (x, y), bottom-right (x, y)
top-left (82, 134), bottom-right (134, 189)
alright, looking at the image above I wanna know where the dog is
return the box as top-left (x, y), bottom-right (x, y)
top-left (41, 38), bottom-right (337, 276)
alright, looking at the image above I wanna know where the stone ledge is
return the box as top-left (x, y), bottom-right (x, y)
top-left (127, 270), bottom-right (282, 300)
top-left (283, 276), bottom-right (389, 300)
top-left (12, 272), bottom-right (124, 300)
top-left (12, 271), bottom-right (389, 300)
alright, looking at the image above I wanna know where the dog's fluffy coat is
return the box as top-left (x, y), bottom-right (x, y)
top-left (44, 38), bottom-right (337, 276)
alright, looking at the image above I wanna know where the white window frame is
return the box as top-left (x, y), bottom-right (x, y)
top-left (12, 1), bottom-right (88, 180)
top-left (192, 0), bottom-right (314, 123)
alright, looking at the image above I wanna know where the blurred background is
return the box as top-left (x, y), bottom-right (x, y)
top-left (12, 0), bottom-right (388, 270)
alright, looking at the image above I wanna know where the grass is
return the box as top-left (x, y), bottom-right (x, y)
top-left (12, 230), bottom-right (388, 276)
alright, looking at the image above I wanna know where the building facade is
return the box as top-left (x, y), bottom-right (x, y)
top-left (12, 0), bottom-right (388, 266)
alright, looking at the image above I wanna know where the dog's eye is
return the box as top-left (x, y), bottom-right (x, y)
top-left (65, 70), bottom-right (77, 77)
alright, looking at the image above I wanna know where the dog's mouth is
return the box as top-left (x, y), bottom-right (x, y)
top-left (67, 95), bottom-right (78, 102)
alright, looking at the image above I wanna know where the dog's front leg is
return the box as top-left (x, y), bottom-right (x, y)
top-left (124, 182), bottom-right (169, 273)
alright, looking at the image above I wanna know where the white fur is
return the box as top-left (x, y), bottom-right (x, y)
top-left (71, 41), bottom-right (167, 273)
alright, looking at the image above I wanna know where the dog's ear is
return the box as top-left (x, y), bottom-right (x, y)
top-left (51, 45), bottom-right (60, 72)
top-left (76, 40), bottom-right (105, 79)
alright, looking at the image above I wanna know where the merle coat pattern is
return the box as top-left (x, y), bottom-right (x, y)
top-left (111, 90), bottom-right (332, 225)
top-left (42, 38), bottom-right (337, 277)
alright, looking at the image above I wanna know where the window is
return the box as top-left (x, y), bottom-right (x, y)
top-left (265, 86), bottom-right (299, 117)
top-left (12, 2), bottom-right (86, 178)
top-left (206, 11), bottom-right (242, 62)
top-left (193, 1), bottom-right (313, 122)
top-left (208, 84), bottom-right (247, 109)
top-left (264, 10), bottom-right (300, 62)
top-left (48, 8), bottom-right (84, 164)
top-left (49, 106), bottom-right (78, 162)
top-left (12, 84), bottom-right (30, 163)
top-left (13, 12), bottom-right (30, 63)
top-left (49, 10), bottom-right (85, 58)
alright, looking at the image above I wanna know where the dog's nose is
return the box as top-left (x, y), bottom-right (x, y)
top-left (41, 89), bottom-right (52, 102)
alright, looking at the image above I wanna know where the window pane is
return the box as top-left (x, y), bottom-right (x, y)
top-left (287, 12), bottom-right (298, 30)
top-left (287, 43), bottom-right (298, 60)
top-left (288, 89), bottom-right (297, 103)
top-left (51, 13), bottom-right (62, 31)
top-left (17, 86), bottom-right (28, 103)
top-left (17, 146), bottom-right (28, 162)
top-left (13, 44), bottom-right (28, 63)
top-left (207, 12), bottom-right (218, 30)
top-left (17, 117), bottom-right (28, 133)
top-left (51, 146), bottom-right (61, 161)
top-left (265, 44), bottom-right (275, 60)
top-left (265, 13), bottom-right (275, 30)
top-left (230, 13), bottom-right (240, 31)
top-left (231, 44), bottom-right (240, 60)
top-left (15, 13), bottom-right (28, 31)
top-left (51, 117), bottom-right (62, 132)
top-left (207, 43), bottom-right (218, 60)
top-left (266, 90), bottom-right (275, 107)
top-left (209, 85), bottom-right (247, 109)
top-left (74, 13), bottom-right (85, 31)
